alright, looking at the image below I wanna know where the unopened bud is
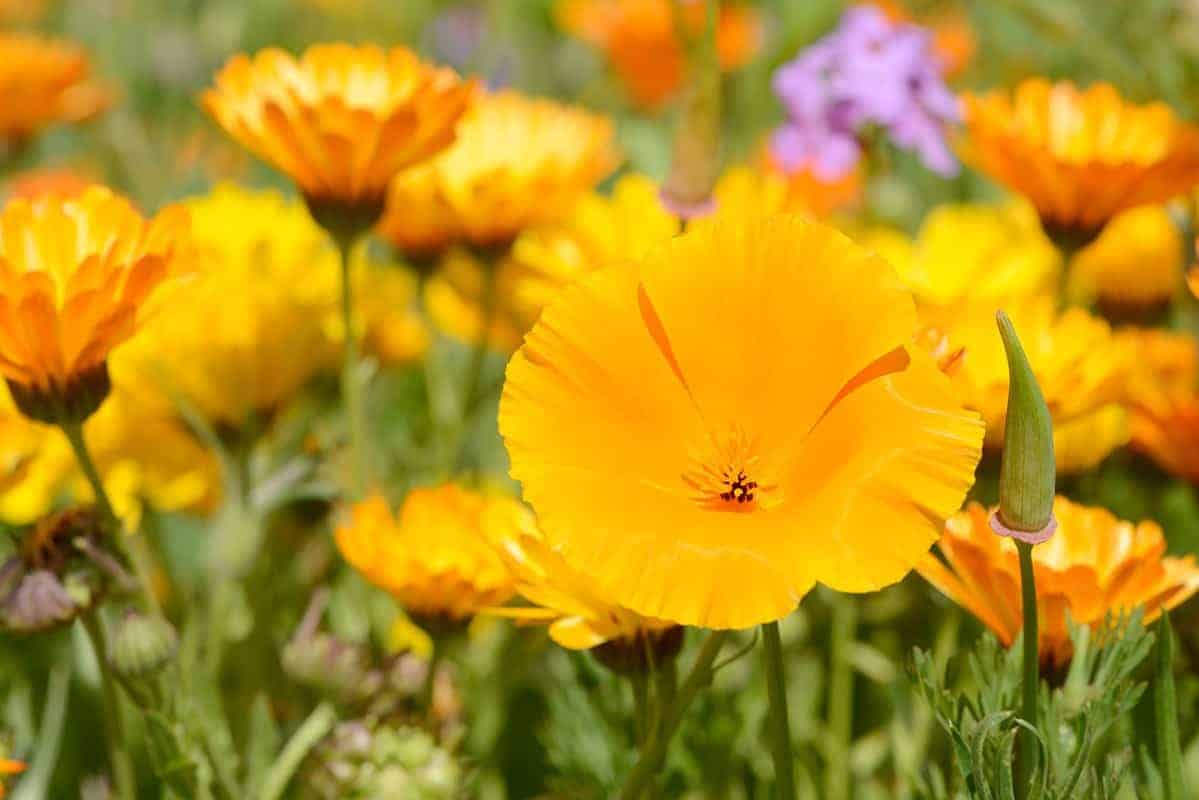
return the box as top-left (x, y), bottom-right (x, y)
top-left (992, 311), bottom-right (1056, 543)
top-left (111, 609), bottom-right (178, 678)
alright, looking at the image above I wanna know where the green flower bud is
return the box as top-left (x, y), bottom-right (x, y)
top-left (993, 310), bottom-right (1057, 543)
top-left (110, 610), bottom-right (178, 678)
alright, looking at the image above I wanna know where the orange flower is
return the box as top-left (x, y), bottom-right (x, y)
top-left (919, 499), bottom-right (1199, 666)
top-left (378, 90), bottom-right (618, 256)
top-left (335, 486), bottom-right (515, 621)
top-left (483, 498), bottom-right (676, 651)
top-left (0, 34), bottom-right (110, 142)
top-left (962, 80), bottom-right (1199, 233)
top-left (500, 214), bottom-right (983, 629)
top-left (0, 758), bottom-right (24, 798)
top-left (714, 152), bottom-right (863, 220)
top-left (0, 188), bottom-right (188, 421)
top-left (202, 44), bottom-right (475, 209)
top-left (556, 0), bottom-right (761, 109)
top-left (4, 168), bottom-right (95, 202)
top-left (1119, 327), bottom-right (1199, 484)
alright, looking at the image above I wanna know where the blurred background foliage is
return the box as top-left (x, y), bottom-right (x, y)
top-left (4, 1), bottom-right (1199, 798)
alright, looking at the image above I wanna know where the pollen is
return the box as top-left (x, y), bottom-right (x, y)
top-left (682, 426), bottom-right (779, 511)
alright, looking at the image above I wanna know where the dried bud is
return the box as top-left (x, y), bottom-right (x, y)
top-left (992, 311), bottom-right (1056, 543)
top-left (110, 609), bottom-right (178, 678)
top-left (1, 570), bottom-right (78, 633)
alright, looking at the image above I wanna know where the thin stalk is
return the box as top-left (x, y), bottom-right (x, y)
top-left (454, 256), bottom-right (499, 474)
top-left (421, 641), bottom-right (443, 718)
top-left (630, 671), bottom-right (651, 747)
top-left (335, 233), bottom-right (367, 496)
top-left (825, 596), bottom-right (857, 800)
top-left (81, 614), bottom-right (137, 800)
top-left (1155, 612), bottom-right (1186, 800)
top-left (61, 422), bottom-right (118, 530)
top-left (619, 630), bottom-right (730, 800)
top-left (762, 621), bottom-right (796, 800)
top-left (1016, 541), bottom-right (1040, 798)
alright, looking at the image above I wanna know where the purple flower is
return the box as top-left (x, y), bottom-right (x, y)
top-left (770, 6), bottom-right (960, 178)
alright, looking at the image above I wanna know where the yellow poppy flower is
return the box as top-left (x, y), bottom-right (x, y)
top-left (962, 80), bottom-right (1199, 233)
top-left (0, 384), bottom-right (218, 527)
top-left (483, 497), bottom-right (675, 651)
top-left (944, 296), bottom-right (1131, 473)
top-left (500, 215), bottom-right (984, 629)
top-left (424, 173), bottom-right (678, 349)
top-left (1068, 205), bottom-right (1183, 314)
top-left (0, 187), bottom-right (188, 423)
top-left (202, 44), bottom-right (475, 210)
top-left (857, 201), bottom-right (1060, 314)
top-left (555, 0), bottom-right (761, 109)
top-left (378, 90), bottom-right (619, 256)
top-left (0, 34), bottom-right (110, 142)
top-left (335, 486), bottom-right (516, 621)
top-left (919, 499), bottom-right (1199, 667)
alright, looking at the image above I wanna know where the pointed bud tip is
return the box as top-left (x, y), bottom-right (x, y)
top-left (994, 309), bottom-right (1056, 538)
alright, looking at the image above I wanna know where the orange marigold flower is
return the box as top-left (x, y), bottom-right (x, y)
top-left (715, 154), bottom-right (863, 220)
top-left (0, 757), bottom-right (24, 798)
top-left (483, 498), bottom-right (676, 651)
top-left (335, 486), bottom-right (516, 622)
top-left (919, 498), bottom-right (1199, 667)
top-left (0, 34), bottom-right (110, 143)
top-left (378, 90), bottom-right (618, 256)
top-left (202, 44), bottom-right (475, 209)
top-left (962, 80), bottom-right (1199, 234)
top-left (556, 0), bottom-right (761, 109)
top-left (1118, 326), bottom-right (1199, 483)
top-left (0, 187), bottom-right (188, 422)
top-left (4, 168), bottom-right (95, 202)
top-left (500, 215), bottom-right (984, 629)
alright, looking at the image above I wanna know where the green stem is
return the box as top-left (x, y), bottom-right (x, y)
top-left (1155, 611), bottom-right (1186, 800)
top-left (1016, 541), bottom-right (1040, 798)
top-left (762, 621), bottom-right (796, 800)
top-left (81, 614), bottom-right (137, 800)
top-left (825, 596), bottom-right (857, 800)
top-left (259, 703), bottom-right (337, 800)
top-left (619, 630), bottom-right (729, 800)
top-left (421, 641), bottom-right (443, 718)
top-left (336, 233), bottom-right (368, 496)
top-left (630, 671), bottom-right (651, 747)
top-left (454, 259), bottom-right (498, 474)
top-left (61, 422), bottom-right (118, 530)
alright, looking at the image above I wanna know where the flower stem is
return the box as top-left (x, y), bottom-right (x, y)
top-left (335, 232), bottom-right (367, 496)
top-left (825, 596), bottom-right (857, 800)
top-left (1155, 611), bottom-right (1186, 800)
top-left (421, 640), bottom-right (443, 718)
top-left (619, 630), bottom-right (729, 800)
top-left (81, 613), bottom-right (137, 800)
top-left (61, 422), bottom-right (118, 531)
top-left (762, 621), bottom-right (796, 800)
top-left (1016, 541), bottom-right (1040, 798)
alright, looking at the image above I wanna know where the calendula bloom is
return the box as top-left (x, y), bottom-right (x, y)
top-left (0, 757), bottom-right (23, 798)
top-left (0, 34), bottom-right (110, 143)
top-left (202, 44), bottom-right (474, 210)
top-left (873, 201), bottom-right (1061, 311)
top-left (1117, 327), bottom-right (1199, 484)
top-left (555, 0), bottom-right (761, 109)
top-left (714, 158), bottom-right (862, 220)
top-left (501, 215), bottom-right (984, 629)
top-left (944, 296), bottom-right (1130, 473)
top-left (4, 168), bottom-right (94, 202)
top-left (379, 91), bottom-right (619, 256)
top-left (1068, 205), bottom-right (1183, 315)
top-left (425, 174), bottom-right (677, 350)
top-left (335, 486), bottom-right (515, 621)
top-left (483, 498), bottom-right (675, 651)
top-left (0, 187), bottom-right (188, 424)
top-left (0, 384), bottom-right (218, 527)
top-left (919, 499), bottom-right (1199, 666)
top-left (962, 80), bottom-right (1199, 234)
top-left (118, 184), bottom-right (339, 429)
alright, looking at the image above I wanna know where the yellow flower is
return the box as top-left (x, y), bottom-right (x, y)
top-left (713, 160), bottom-right (862, 221)
top-left (483, 498), bottom-right (674, 650)
top-left (500, 215), bottom-right (983, 629)
top-left (1068, 205), bottom-right (1183, 314)
top-left (919, 498), bottom-right (1199, 667)
top-left (335, 486), bottom-right (516, 621)
top-left (555, 0), bottom-right (761, 109)
top-left (0, 34), bottom-right (110, 142)
top-left (0, 384), bottom-right (218, 527)
top-left (202, 44), bottom-right (475, 208)
top-left (943, 296), bottom-right (1130, 473)
top-left (871, 201), bottom-right (1061, 310)
top-left (425, 173), bottom-right (678, 349)
top-left (0, 187), bottom-right (188, 421)
top-left (962, 80), bottom-right (1199, 233)
top-left (352, 264), bottom-right (430, 367)
top-left (378, 90), bottom-right (619, 255)
top-left (1117, 327), bottom-right (1199, 484)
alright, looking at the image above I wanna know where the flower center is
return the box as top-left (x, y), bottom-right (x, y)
top-left (682, 427), bottom-right (780, 512)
